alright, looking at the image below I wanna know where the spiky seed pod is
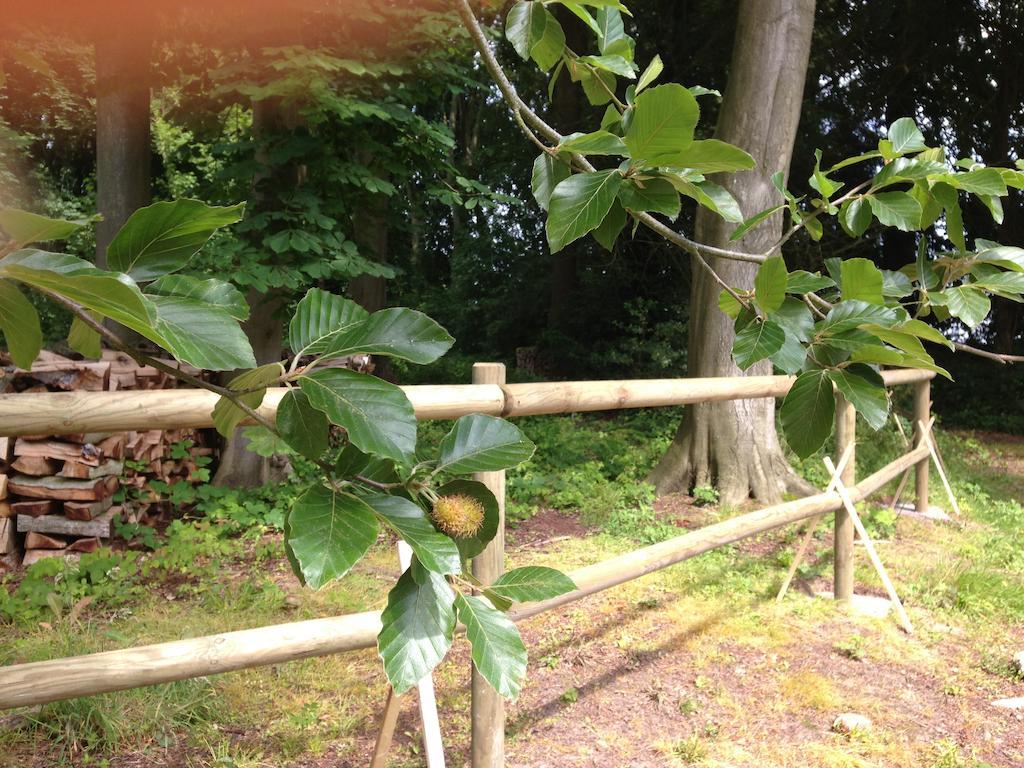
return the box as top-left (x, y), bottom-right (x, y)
top-left (430, 494), bottom-right (485, 538)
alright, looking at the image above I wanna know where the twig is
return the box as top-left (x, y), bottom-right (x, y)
top-left (953, 341), bottom-right (1024, 364)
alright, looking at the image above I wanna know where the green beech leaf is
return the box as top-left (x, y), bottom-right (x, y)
top-left (505, 1), bottom-right (546, 60)
top-left (893, 319), bottom-right (953, 349)
top-left (718, 289), bottom-right (742, 318)
top-left (437, 414), bottom-right (535, 475)
top-left (828, 151), bottom-right (883, 172)
top-left (840, 258), bottom-right (884, 305)
top-left (754, 257), bottom-right (788, 314)
top-left (623, 84), bottom-right (699, 166)
top-left (672, 139), bottom-right (755, 174)
top-left (378, 565), bottom-right (456, 695)
top-left (532, 154), bottom-right (572, 212)
top-left (944, 168), bottom-right (1007, 197)
top-left (300, 368), bottom-right (416, 463)
top-left (211, 362), bottom-right (285, 438)
top-left (839, 197), bottom-right (872, 237)
top-left (365, 495), bottom-right (461, 575)
top-left (732, 319), bottom-right (785, 370)
top-left (147, 274), bottom-right (249, 320)
top-left (288, 287), bottom-right (369, 356)
top-left (286, 486), bottom-right (378, 589)
top-left (322, 307), bottom-right (454, 364)
top-left (455, 593), bottom-right (528, 700)
top-left (0, 208), bottom-right (89, 246)
top-left (943, 285), bottom-right (990, 329)
top-left (828, 365), bottom-right (889, 430)
top-left (730, 205), bottom-right (784, 241)
top-left (592, 201), bottom-right (627, 251)
top-left (771, 336), bottom-right (807, 374)
top-left (436, 479), bottom-right (500, 560)
top-left (147, 295), bottom-right (257, 370)
top-left (276, 389), bottom-right (329, 460)
top-left (560, 2), bottom-right (600, 34)
top-left (887, 117), bottom-right (927, 155)
top-left (546, 170), bottom-right (622, 252)
top-left (975, 244), bottom-right (1024, 272)
top-left (489, 566), bottom-right (577, 603)
top-left (635, 54), bottom-right (663, 93)
top-left (595, 6), bottom-right (628, 55)
top-left (107, 199), bottom-right (245, 282)
top-left (558, 131), bottom-right (628, 156)
top-left (0, 278), bottom-right (42, 368)
top-left (531, 9), bottom-right (565, 71)
top-left (0, 249), bottom-right (157, 341)
top-left (786, 270), bottom-right (835, 294)
top-left (809, 149), bottom-right (842, 199)
top-left (578, 67), bottom-right (616, 106)
top-left (881, 269), bottom-right (914, 298)
top-left (618, 177), bottom-right (681, 219)
top-left (930, 183), bottom-right (965, 252)
top-left (868, 192), bottom-right (922, 231)
top-left (816, 300), bottom-right (897, 336)
top-left (774, 298), bottom-right (814, 342)
top-left (780, 369), bottom-right (835, 458)
top-left (673, 179), bottom-right (743, 223)
top-left (579, 54), bottom-right (635, 79)
top-left (67, 312), bottom-right (101, 359)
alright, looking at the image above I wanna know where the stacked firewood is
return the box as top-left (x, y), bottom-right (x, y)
top-left (0, 350), bottom-right (212, 571)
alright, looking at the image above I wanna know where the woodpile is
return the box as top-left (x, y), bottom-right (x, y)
top-left (1, 350), bottom-right (213, 571)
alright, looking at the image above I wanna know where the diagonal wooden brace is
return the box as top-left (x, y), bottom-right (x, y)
top-left (824, 456), bottom-right (914, 634)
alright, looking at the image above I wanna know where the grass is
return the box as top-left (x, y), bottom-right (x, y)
top-left (1, 408), bottom-right (1023, 766)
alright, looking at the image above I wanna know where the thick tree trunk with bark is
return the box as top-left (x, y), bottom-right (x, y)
top-left (649, 0), bottom-right (817, 506)
top-left (94, 30), bottom-right (151, 268)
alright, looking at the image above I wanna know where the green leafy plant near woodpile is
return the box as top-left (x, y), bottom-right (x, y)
top-left (2, 0), bottom-right (1024, 702)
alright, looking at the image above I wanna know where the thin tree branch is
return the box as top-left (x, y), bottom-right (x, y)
top-left (953, 341), bottom-right (1024, 364)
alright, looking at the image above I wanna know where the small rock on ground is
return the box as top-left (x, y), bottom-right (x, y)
top-left (832, 712), bottom-right (873, 734)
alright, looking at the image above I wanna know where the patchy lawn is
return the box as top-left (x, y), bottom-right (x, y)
top-left (1, 424), bottom-right (1022, 767)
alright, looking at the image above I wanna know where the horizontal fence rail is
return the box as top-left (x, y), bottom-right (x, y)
top-left (0, 368), bottom-right (934, 437)
top-left (0, 442), bottom-right (929, 710)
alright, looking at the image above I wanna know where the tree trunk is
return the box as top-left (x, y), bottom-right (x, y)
top-left (649, 0), bottom-right (817, 506)
top-left (94, 29), bottom-right (152, 268)
top-left (213, 96), bottom-right (295, 488)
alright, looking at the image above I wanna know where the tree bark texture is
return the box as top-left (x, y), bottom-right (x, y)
top-left (94, 30), bottom-right (152, 268)
top-left (649, 0), bottom-right (817, 505)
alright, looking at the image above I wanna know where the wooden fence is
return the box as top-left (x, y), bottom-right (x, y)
top-left (0, 366), bottom-right (934, 767)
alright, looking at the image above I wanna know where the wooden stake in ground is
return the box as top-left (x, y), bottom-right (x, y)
top-left (370, 687), bottom-right (402, 768)
top-left (823, 456), bottom-right (914, 634)
top-left (776, 444), bottom-right (855, 603)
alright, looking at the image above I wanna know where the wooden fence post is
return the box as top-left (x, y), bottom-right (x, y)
top-left (470, 362), bottom-right (506, 768)
top-left (833, 392), bottom-right (856, 601)
top-left (913, 379), bottom-right (930, 513)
